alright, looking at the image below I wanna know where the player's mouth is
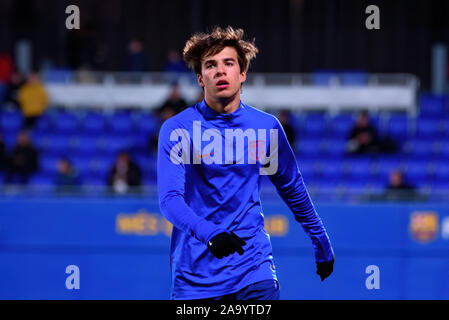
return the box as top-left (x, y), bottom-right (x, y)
top-left (216, 80), bottom-right (229, 89)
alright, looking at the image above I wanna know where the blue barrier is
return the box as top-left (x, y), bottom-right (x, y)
top-left (0, 196), bottom-right (448, 299)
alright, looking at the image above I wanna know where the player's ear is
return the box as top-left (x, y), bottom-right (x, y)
top-left (240, 71), bottom-right (246, 84)
top-left (197, 73), bottom-right (204, 88)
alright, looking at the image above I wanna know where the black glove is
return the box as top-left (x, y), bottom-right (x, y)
top-left (316, 257), bottom-right (334, 281)
top-left (207, 232), bottom-right (246, 259)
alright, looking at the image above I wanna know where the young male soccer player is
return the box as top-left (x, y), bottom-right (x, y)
top-left (157, 26), bottom-right (334, 300)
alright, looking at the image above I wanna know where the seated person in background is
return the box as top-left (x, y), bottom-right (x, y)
top-left (107, 152), bottom-right (142, 194)
top-left (346, 111), bottom-right (380, 154)
top-left (278, 109), bottom-right (296, 149)
top-left (18, 71), bottom-right (48, 129)
top-left (4, 130), bottom-right (39, 185)
top-left (149, 87), bottom-right (185, 153)
top-left (0, 134), bottom-right (6, 171)
top-left (384, 170), bottom-right (417, 201)
top-left (3, 71), bottom-right (25, 109)
top-left (55, 158), bottom-right (81, 190)
top-left (158, 83), bottom-right (188, 115)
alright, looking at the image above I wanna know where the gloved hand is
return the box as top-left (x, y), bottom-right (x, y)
top-left (316, 257), bottom-right (334, 281)
top-left (207, 231), bottom-right (246, 259)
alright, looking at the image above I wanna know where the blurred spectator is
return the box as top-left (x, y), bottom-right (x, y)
top-left (107, 152), bottom-right (142, 194)
top-left (0, 134), bottom-right (6, 171)
top-left (384, 170), bottom-right (417, 201)
top-left (125, 39), bottom-right (148, 72)
top-left (347, 111), bottom-right (398, 155)
top-left (55, 158), bottom-right (81, 190)
top-left (278, 109), bottom-right (296, 148)
top-left (66, 20), bottom-right (97, 70)
top-left (0, 53), bottom-right (13, 84)
top-left (159, 83), bottom-right (188, 114)
top-left (4, 131), bottom-right (39, 185)
top-left (3, 72), bottom-right (25, 109)
top-left (18, 72), bottom-right (49, 129)
top-left (149, 84), bottom-right (187, 153)
top-left (0, 53), bottom-right (13, 104)
top-left (346, 111), bottom-right (380, 154)
top-left (163, 49), bottom-right (189, 73)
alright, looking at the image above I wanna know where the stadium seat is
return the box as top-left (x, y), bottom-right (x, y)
top-left (328, 113), bottom-right (354, 138)
top-left (82, 176), bottom-right (107, 187)
top-left (428, 181), bottom-right (449, 192)
top-left (437, 141), bottom-right (449, 158)
top-left (341, 181), bottom-right (369, 196)
top-left (432, 161), bottom-right (449, 181)
top-left (70, 155), bottom-right (92, 176)
top-left (405, 139), bottom-right (437, 158)
top-left (1, 132), bottom-right (18, 150)
top-left (33, 114), bottom-right (53, 133)
top-left (89, 156), bottom-right (115, 177)
top-left (442, 119), bottom-right (449, 136)
top-left (309, 179), bottom-right (340, 192)
top-left (340, 72), bottom-right (368, 86)
top-left (53, 112), bottom-right (79, 133)
top-left (0, 110), bottom-right (23, 132)
top-left (42, 68), bottom-right (73, 83)
top-left (402, 160), bottom-right (431, 184)
top-left (51, 135), bottom-right (74, 153)
top-left (312, 71), bottom-right (337, 86)
top-left (343, 158), bottom-right (375, 180)
top-left (107, 112), bottom-right (134, 133)
top-left (416, 118), bottom-right (442, 138)
top-left (301, 113), bottom-right (328, 136)
top-left (375, 157), bottom-right (404, 180)
top-left (28, 173), bottom-right (55, 187)
top-left (366, 181), bottom-right (386, 195)
top-left (135, 113), bottom-right (160, 135)
top-left (40, 155), bottom-right (61, 174)
top-left (134, 154), bottom-right (154, 172)
top-left (419, 94), bottom-right (446, 117)
top-left (97, 135), bottom-right (132, 154)
top-left (70, 135), bottom-right (99, 154)
top-left (82, 112), bottom-right (106, 133)
top-left (318, 160), bottom-right (344, 180)
top-left (297, 159), bottom-right (317, 180)
top-left (296, 138), bottom-right (324, 156)
top-left (386, 114), bottom-right (409, 139)
top-left (324, 138), bottom-right (347, 156)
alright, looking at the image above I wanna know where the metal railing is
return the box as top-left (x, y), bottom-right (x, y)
top-left (42, 71), bottom-right (420, 114)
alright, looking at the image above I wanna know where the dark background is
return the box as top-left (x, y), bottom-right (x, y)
top-left (0, 0), bottom-right (448, 89)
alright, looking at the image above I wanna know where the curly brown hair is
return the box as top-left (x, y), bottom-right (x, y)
top-left (183, 26), bottom-right (258, 75)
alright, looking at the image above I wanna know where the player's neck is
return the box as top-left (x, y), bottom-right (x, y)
top-left (204, 91), bottom-right (240, 114)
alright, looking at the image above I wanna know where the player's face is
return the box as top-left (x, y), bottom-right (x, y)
top-left (197, 46), bottom-right (246, 101)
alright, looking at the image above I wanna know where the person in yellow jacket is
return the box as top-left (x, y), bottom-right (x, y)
top-left (18, 72), bottom-right (48, 129)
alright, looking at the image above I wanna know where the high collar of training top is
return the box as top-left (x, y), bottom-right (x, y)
top-left (197, 99), bottom-right (245, 124)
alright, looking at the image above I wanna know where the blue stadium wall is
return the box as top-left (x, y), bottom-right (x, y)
top-left (0, 195), bottom-right (448, 300)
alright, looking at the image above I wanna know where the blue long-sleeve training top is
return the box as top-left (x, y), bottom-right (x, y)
top-left (157, 99), bottom-right (334, 300)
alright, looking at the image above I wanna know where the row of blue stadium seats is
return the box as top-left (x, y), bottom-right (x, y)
top-left (2, 172), bottom-right (448, 193)
top-left (1, 135), bottom-right (447, 159)
top-left (0, 110), bottom-right (161, 134)
top-left (1, 132), bottom-right (152, 152)
top-left (2, 110), bottom-right (449, 140)
top-left (292, 114), bottom-right (449, 138)
top-left (295, 138), bottom-right (449, 157)
top-left (2, 120), bottom-right (447, 146)
top-left (28, 152), bottom-right (449, 184)
top-left (38, 154), bottom-right (157, 175)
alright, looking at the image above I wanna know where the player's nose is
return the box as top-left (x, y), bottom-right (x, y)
top-left (216, 63), bottom-right (226, 76)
